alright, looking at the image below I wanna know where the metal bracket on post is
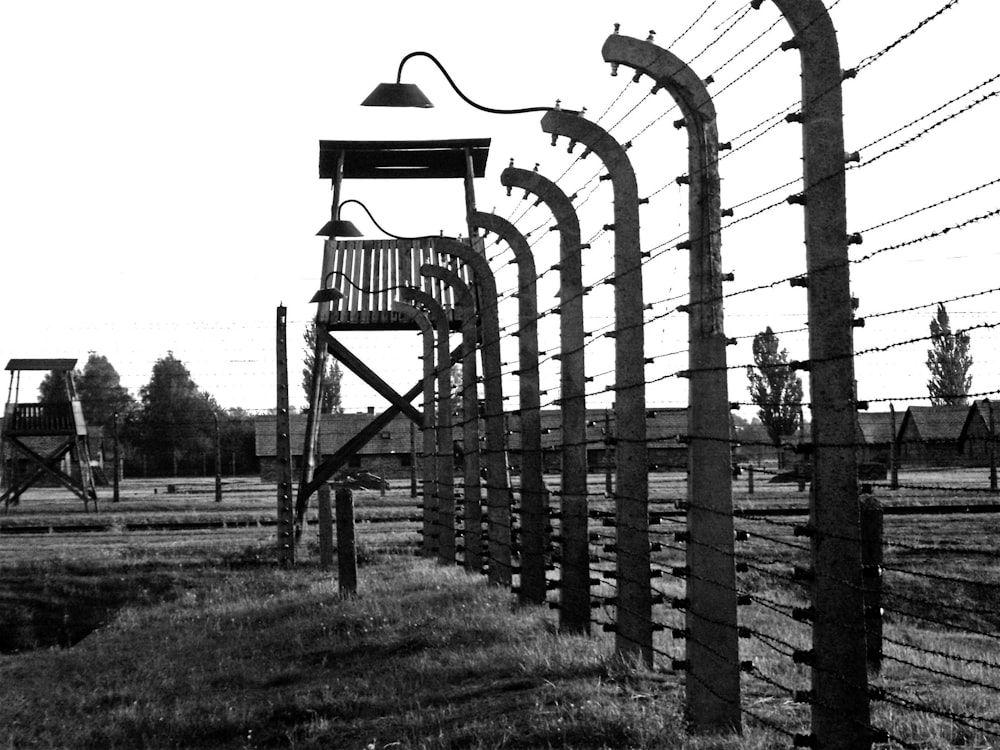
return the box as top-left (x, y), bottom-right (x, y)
top-left (435, 237), bottom-right (513, 586)
top-left (500, 166), bottom-right (590, 634)
top-left (603, 32), bottom-right (740, 731)
top-left (770, 2), bottom-right (871, 746)
top-left (540, 109), bottom-right (651, 668)
top-left (399, 286), bottom-right (456, 565)
top-left (419, 264), bottom-right (483, 572)
top-left (471, 211), bottom-right (546, 605)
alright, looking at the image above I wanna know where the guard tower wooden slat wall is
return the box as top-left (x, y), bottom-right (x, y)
top-left (325, 237), bottom-right (471, 330)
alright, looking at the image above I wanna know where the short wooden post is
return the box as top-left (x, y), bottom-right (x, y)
top-left (336, 486), bottom-right (357, 595)
top-left (318, 483), bottom-right (334, 570)
top-left (747, 464), bottom-right (754, 495)
top-left (860, 490), bottom-right (883, 673)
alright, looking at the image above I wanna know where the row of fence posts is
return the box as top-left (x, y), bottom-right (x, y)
top-left (286, 2), bottom-right (880, 745)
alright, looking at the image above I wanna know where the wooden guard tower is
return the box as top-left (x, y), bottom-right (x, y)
top-left (296, 138), bottom-right (489, 521)
top-left (1, 359), bottom-right (98, 511)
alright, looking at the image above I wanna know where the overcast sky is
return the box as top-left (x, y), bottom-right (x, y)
top-left (1, 0), bottom-right (997, 418)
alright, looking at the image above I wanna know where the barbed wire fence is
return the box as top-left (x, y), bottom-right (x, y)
top-left (300, 1), bottom-right (1000, 747)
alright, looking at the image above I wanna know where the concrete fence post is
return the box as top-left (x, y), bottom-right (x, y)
top-left (541, 109), bottom-right (651, 668)
top-left (419, 263), bottom-right (483, 572)
top-left (771, 1), bottom-right (872, 745)
top-left (604, 30), bottom-right (740, 731)
top-left (437, 237), bottom-right (513, 586)
top-left (500, 165), bottom-right (591, 633)
top-left (399, 286), bottom-right (455, 564)
top-left (472, 211), bottom-right (546, 605)
top-left (392, 300), bottom-right (438, 558)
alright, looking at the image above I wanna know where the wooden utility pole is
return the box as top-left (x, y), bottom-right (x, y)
top-left (214, 412), bottom-right (222, 502)
top-left (112, 411), bottom-right (120, 503)
top-left (275, 305), bottom-right (295, 564)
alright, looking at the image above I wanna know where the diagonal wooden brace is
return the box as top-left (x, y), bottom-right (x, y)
top-left (1, 438), bottom-right (82, 503)
top-left (295, 342), bottom-right (465, 530)
top-left (323, 332), bottom-right (424, 424)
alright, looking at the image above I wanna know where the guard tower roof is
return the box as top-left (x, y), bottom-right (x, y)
top-left (318, 138), bottom-right (491, 180)
top-left (6, 359), bottom-right (78, 371)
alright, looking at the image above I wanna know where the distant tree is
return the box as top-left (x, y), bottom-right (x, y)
top-left (37, 368), bottom-right (71, 403)
top-left (926, 302), bottom-right (972, 405)
top-left (134, 352), bottom-right (218, 475)
top-left (745, 327), bottom-right (804, 447)
top-left (76, 352), bottom-right (135, 426)
top-left (301, 321), bottom-right (343, 414)
top-left (217, 407), bottom-right (258, 475)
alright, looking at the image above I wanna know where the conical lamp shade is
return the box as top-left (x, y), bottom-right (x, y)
top-left (310, 288), bottom-right (344, 303)
top-left (361, 82), bottom-right (434, 108)
top-left (316, 219), bottom-right (363, 238)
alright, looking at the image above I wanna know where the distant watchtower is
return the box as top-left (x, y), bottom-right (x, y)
top-left (1, 359), bottom-right (98, 511)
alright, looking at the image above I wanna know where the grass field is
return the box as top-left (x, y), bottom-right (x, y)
top-left (1, 473), bottom-right (997, 748)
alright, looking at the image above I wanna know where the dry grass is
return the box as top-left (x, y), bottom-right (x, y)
top-left (1, 474), bottom-right (998, 748)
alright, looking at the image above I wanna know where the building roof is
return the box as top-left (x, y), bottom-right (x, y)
top-left (5, 358), bottom-right (77, 372)
top-left (256, 408), bottom-right (691, 457)
top-left (255, 412), bottom-right (417, 457)
top-left (497, 408), bottom-right (688, 452)
top-left (856, 412), bottom-right (897, 445)
top-left (318, 138), bottom-right (491, 180)
top-left (958, 398), bottom-right (995, 447)
top-left (899, 404), bottom-right (970, 443)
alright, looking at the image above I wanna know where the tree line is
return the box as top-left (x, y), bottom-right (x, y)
top-left (33, 305), bottom-right (969, 478)
top-left (37, 351), bottom-right (258, 478)
top-left (31, 324), bottom-right (345, 479)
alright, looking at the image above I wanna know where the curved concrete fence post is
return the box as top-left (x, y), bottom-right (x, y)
top-left (500, 166), bottom-right (590, 633)
top-left (420, 263), bottom-right (483, 573)
top-left (435, 237), bottom-right (513, 586)
top-left (471, 210), bottom-right (547, 606)
top-left (398, 286), bottom-right (456, 564)
top-left (771, 3), bottom-right (870, 746)
top-left (540, 110), bottom-right (651, 668)
top-left (391, 300), bottom-right (438, 558)
top-left (603, 32), bottom-right (739, 731)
